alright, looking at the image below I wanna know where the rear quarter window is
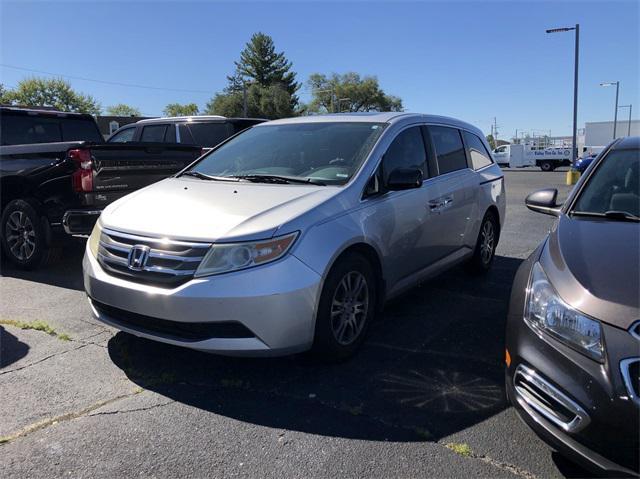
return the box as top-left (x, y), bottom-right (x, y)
top-left (463, 131), bottom-right (493, 170)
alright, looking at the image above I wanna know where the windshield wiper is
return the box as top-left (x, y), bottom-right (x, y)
top-left (572, 210), bottom-right (640, 222)
top-left (233, 174), bottom-right (326, 186)
top-left (180, 171), bottom-right (239, 182)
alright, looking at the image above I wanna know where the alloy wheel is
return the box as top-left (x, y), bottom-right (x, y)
top-left (330, 271), bottom-right (369, 346)
top-left (480, 219), bottom-right (495, 265)
top-left (5, 211), bottom-right (36, 261)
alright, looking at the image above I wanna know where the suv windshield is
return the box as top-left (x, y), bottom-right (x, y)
top-left (189, 122), bottom-right (386, 185)
top-left (573, 148), bottom-right (639, 218)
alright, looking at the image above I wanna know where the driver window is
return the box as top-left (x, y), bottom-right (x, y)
top-left (382, 127), bottom-right (427, 184)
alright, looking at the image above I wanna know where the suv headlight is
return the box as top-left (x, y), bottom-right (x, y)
top-left (88, 221), bottom-right (102, 258)
top-left (525, 262), bottom-right (604, 362)
top-left (194, 232), bottom-right (298, 277)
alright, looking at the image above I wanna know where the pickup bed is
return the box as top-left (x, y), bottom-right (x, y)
top-left (0, 107), bottom-right (202, 269)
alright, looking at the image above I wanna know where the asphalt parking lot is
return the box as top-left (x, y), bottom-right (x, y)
top-left (0, 168), bottom-right (588, 479)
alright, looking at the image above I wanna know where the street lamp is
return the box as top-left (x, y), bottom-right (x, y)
top-left (618, 104), bottom-right (633, 136)
top-left (600, 81), bottom-right (620, 139)
top-left (546, 24), bottom-right (580, 165)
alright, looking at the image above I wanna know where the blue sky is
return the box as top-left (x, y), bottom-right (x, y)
top-left (1, 0), bottom-right (638, 139)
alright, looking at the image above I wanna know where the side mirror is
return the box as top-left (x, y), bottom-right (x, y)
top-left (386, 167), bottom-right (423, 191)
top-left (525, 188), bottom-right (561, 216)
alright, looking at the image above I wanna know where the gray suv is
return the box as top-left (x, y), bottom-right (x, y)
top-left (83, 113), bottom-right (506, 359)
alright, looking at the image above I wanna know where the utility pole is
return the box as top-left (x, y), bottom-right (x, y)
top-left (493, 117), bottom-right (498, 145)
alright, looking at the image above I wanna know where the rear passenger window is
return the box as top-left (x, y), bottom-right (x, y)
top-left (178, 124), bottom-right (195, 144)
top-left (463, 131), bottom-right (493, 170)
top-left (430, 126), bottom-right (467, 174)
top-left (140, 124), bottom-right (168, 142)
top-left (165, 124), bottom-right (176, 143)
top-left (382, 127), bottom-right (427, 183)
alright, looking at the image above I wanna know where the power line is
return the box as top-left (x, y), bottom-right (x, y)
top-left (0, 64), bottom-right (211, 94)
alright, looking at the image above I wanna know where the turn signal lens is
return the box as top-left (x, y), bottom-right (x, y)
top-left (88, 221), bottom-right (102, 258)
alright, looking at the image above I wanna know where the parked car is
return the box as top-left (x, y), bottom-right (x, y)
top-left (0, 106), bottom-right (203, 269)
top-left (84, 112), bottom-right (505, 359)
top-left (107, 115), bottom-right (266, 151)
top-left (505, 136), bottom-right (640, 476)
top-left (574, 153), bottom-right (597, 173)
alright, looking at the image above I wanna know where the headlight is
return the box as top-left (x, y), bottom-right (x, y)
top-left (88, 221), bottom-right (102, 258)
top-left (525, 262), bottom-right (604, 362)
top-left (194, 231), bottom-right (298, 277)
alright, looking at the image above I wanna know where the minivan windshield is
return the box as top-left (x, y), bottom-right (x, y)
top-left (572, 148), bottom-right (639, 219)
top-left (188, 122), bottom-right (386, 185)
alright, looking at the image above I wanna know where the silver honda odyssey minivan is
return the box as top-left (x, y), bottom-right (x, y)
top-left (83, 113), bottom-right (505, 359)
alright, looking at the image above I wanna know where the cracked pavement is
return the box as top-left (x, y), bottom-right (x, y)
top-left (0, 170), bottom-right (590, 478)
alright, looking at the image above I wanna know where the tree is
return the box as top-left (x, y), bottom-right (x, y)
top-left (307, 73), bottom-right (402, 113)
top-left (163, 103), bottom-right (199, 117)
top-left (232, 32), bottom-right (299, 106)
top-left (106, 104), bottom-right (141, 116)
top-left (0, 83), bottom-right (10, 104)
top-left (205, 83), bottom-right (294, 119)
top-left (2, 77), bottom-right (101, 114)
top-left (486, 134), bottom-right (496, 149)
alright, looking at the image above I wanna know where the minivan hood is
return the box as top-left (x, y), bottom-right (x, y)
top-left (542, 215), bottom-right (640, 329)
top-left (100, 177), bottom-right (337, 242)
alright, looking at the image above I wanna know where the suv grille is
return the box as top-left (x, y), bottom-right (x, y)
top-left (98, 228), bottom-right (210, 288)
top-left (621, 358), bottom-right (640, 406)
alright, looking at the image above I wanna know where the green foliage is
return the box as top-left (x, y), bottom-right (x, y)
top-left (0, 319), bottom-right (71, 341)
top-left (205, 81), bottom-right (294, 120)
top-left (307, 73), bottom-right (403, 114)
top-left (0, 83), bottom-right (10, 104)
top-left (486, 134), bottom-right (496, 149)
top-left (1, 77), bottom-right (101, 114)
top-left (207, 32), bottom-right (299, 119)
top-left (106, 104), bottom-right (141, 116)
top-left (163, 103), bottom-right (199, 117)
top-left (445, 442), bottom-right (473, 457)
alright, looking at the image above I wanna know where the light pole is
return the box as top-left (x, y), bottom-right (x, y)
top-left (618, 104), bottom-right (632, 136)
top-left (600, 81), bottom-right (620, 139)
top-left (546, 24), bottom-right (580, 165)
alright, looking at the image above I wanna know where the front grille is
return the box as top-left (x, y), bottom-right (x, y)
top-left (91, 299), bottom-right (254, 342)
top-left (513, 364), bottom-right (590, 432)
top-left (621, 358), bottom-right (640, 406)
top-left (97, 228), bottom-right (210, 288)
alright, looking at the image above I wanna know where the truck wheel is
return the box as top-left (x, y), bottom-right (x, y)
top-left (1, 199), bottom-right (57, 269)
top-left (540, 161), bottom-right (555, 172)
top-left (311, 252), bottom-right (377, 361)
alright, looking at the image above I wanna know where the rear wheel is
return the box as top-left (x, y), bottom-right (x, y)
top-left (1, 199), bottom-right (57, 269)
top-left (312, 252), bottom-right (377, 361)
top-left (467, 211), bottom-right (498, 274)
top-left (539, 161), bottom-right (555, 172)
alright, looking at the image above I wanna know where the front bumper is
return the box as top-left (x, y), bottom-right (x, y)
top-left (505, 258), bottom-right (640, 476)
top-left (83, 246), bottom-right (322, 356)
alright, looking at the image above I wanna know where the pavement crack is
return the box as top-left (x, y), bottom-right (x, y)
top-left (87, 399), bottom-right (175, 417)
top-left (0, 392), bottom-right (136, 445)
top-left (0, 343), bottom-right (90, 376)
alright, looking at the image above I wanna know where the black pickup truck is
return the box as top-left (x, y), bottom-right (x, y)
top-left (0, 107), bottom-right (203, 269)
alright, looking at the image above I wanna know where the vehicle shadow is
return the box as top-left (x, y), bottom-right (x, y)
top-left (107, 255), bottom-right (522, 442)
top-left (0, 327), bottom-right (29, 368)
top-left (0, 236), bottom-right (86, 291)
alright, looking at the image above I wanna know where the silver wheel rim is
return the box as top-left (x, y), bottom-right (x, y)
top-left (5, 211), bottom-right (36, 261)
top-left (480, 219), bottom-right (495, 265)
top-left (330, 271), bottom-right (369, 346)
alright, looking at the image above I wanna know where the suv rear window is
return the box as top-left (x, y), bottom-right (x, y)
top-left (0, 113), bottom-right (102, 145)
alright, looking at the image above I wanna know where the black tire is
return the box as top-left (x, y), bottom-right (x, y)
top-left (466, 211), bottom-right (499, 274)
top-left (539, 161), bottom-right (555, 172)
top-left (1, 199), bottom-right (57, 269)
top-left (311, 252), bottom-right (377, 361)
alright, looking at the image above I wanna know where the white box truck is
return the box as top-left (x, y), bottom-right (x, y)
top-left (492, 144), bottom-right (573, 171)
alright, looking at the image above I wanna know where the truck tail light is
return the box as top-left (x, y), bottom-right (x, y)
top-left (69, 148), bottom-right (94, 192)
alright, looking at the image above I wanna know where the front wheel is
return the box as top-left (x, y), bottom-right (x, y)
top-left (312, 252), bottom-right (377, 361)
top-left (467, 211), bottom-right (499, 274)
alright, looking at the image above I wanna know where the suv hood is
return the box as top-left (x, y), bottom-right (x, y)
top-left (100, 177), bottom-right (337, 242)
top-left (542, 215), bottom-right (639, 329)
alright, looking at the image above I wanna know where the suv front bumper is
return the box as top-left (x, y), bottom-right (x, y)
top-left (83, 246), bottom-right (322, 356)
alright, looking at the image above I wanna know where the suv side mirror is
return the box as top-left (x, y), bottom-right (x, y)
top-left (525, 188), bottom-right (561, 216)
top-left (386, 167), bottom-right (423, 191)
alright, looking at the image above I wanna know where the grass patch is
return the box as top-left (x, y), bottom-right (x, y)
top-left (446, 442), bottom-right (473, 457)
top-left (0, 319), bottom-right (71, 341)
